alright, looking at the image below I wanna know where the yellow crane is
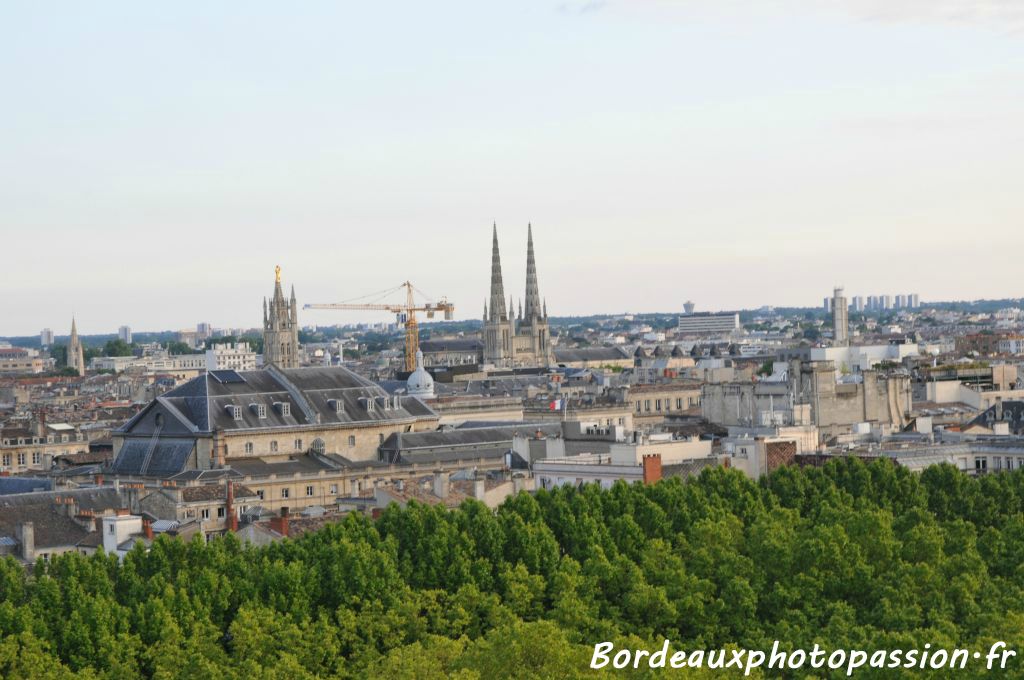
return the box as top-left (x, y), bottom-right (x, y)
top-left (304, 281), bottom-right (454, 372)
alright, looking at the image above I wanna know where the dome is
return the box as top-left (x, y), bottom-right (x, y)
top-left (406, 350), bottom-right (434, 398)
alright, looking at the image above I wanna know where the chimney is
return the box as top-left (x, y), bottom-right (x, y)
top-left (642, 454), bottom-right (662, 485)
top-left (142, 518), bottom-right (154, 540)
top-left (270, 507), bottom-right (290, 537)
top-left (996, 397), bottom-right (1003, 421)
top-left (473, 476), bottom-right (486, 500)
top-left (94, 474), bottom-right (103, 487)
top-left (432, 470), bottom-right (450, 499)
top-left (115, 508), bottom-right (130, 516)
top-left (225, 480), bottom-right (238, 532)
top-left (18, 522), bottom-right (34, 563)
top-left (395, 479), bottom-right (404, 492)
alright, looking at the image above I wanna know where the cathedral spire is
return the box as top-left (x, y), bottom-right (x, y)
top-left (524, 223), bottom-right (542, 321)
top-left (290, 285), bottom-right (298, 325)
top-left (488, 223), bottom-right (508, 322)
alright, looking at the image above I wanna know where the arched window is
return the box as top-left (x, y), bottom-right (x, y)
top-left (311, 438), bottom-right (326, 455)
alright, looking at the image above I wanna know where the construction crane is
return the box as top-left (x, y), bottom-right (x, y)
top-left (304, 281), bottom-right (454, 372)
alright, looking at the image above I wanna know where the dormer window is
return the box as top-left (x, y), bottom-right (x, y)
top-left (250, 403), bottom-right (267, 419)
top-left (393, 395), bottom-right (402, 409)
top-left (329, 398), bottom-right (344, 415)
top-left (274, 402), bottom-right (291, 417)
top-left (227, 405), bottom-right (242, 421)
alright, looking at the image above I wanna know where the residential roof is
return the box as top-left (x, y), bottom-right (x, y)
top-left (180, 483), bottom-right (259, 503)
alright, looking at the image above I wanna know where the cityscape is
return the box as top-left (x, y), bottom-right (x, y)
top-left (2, 2), bottom-right (1023, 678)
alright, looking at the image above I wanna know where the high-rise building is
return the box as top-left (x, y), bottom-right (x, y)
top-left (263, 266), bottom-right (300, 369)
top-left (676, 313), bottom-right (741, 335)
top-left (683, 301), bottom-right (696, 315)
top-left (882, 295), bottom-right (892, 310)
top-left (68, 317), bottom-right (85, 377)
top-left (196, 322), bottom-right (212, 341)
top-left (895, 294), bottom-right (907, 309)
top-left (118, 326), bottom-right (132, 344)
top-left (823, 297), bottom-right (832, 313)
top-left (832, 287), bottom-right (849, 347)
top-left (852, 296), bottom-right (864, 313)
top-left (483, 224), bottom-right (553, 367)
top-left (40, 328), bottom-right (54, 347)
top-left (910, 293), bottom-right (920, 309)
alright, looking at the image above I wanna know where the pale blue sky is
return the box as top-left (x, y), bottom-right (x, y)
top-left (2, 1), bottom-right (1023, 335)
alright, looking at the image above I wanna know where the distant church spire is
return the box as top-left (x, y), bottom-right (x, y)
top-left (68, 316), bottom-right (85, 377)
top-left (488, 223), bottom-right (508, 322)
top-left (523, 223), bottom-right (542, 321)
top-left (263, 266), bottom-right (300, 369)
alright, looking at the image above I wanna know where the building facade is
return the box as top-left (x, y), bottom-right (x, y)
top-left (483, 224), bottom-right (553, 368)
top-left (676, 312), bottom-right (740, 336)
top-left (263, 266), bottom-right (300, 369)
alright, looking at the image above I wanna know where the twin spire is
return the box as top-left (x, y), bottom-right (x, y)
top-left (487, 223), bottom-right (547, 324)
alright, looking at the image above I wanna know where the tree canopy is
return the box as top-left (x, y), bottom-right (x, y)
top-left (2, 458), bottom-right (1023, 678)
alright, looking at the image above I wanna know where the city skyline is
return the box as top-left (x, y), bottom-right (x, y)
top-left (3, 1), bottom-right (1023, 334)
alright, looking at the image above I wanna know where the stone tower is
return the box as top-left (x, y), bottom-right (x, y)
top-left (483, 224), bottom-right (513, 366)
top-left (517, 224), bottom-right (553, 366)
top-left (832, 286), bottom-right (849, 347)
top-left (263, 265), bottom-right (300, 369)
top-left (482, 224), bottom-right (553, 368)
top-left (68, 317), bottom-right (85, 376)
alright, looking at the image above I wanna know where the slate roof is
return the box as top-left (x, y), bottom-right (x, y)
top-left (0, 488), bottom-right (123, 551)
top-left (180, 483), bottom-right (258, 502)
top-left (0, 477), bottom-right (54, 496)
top-left (420, 339), bottom-right (483, 353)
top-left (117, 366), bottom-right (435, 437)
top-left (380, 423), bottom-right (561, 454)
top-left (553, 347), bottom-right (630, 363)
top-left (228, 454), bottom-right (338, 477)
top-left (111, 438), bottom-right (194, 477)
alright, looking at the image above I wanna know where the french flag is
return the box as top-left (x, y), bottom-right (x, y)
top-left (549, 398), bottom-right (563, 411)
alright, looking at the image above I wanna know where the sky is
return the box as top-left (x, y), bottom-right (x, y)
top-left (2, 1), bottom-right (1023, 336)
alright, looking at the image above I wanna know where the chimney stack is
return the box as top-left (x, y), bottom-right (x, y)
top-left (473, 476), bottom-right (486, 500)
top-left (225, 480), bottom-right (238, 532)
top-left (142, 518), bottom-right (154, 540)
top-left (17, 522), bottom-right (34, 563)
top-left (270, 507), bottom-right (290, 537)
top-left (432, 470), bottom-right (450, 499)
top-left (642, 454), bottom-right (662, 485)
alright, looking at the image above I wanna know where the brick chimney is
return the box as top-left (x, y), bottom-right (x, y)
top-left (642, 454), bottom-right (662, 485)
top-left (225, 480), bottom-right (238, 532)
top-left (270, 507), bottom-right (290, 537)
top-left (94, 474), bottom-right (103, 486)
top-left (142, 518), bottom-right (154, 540)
